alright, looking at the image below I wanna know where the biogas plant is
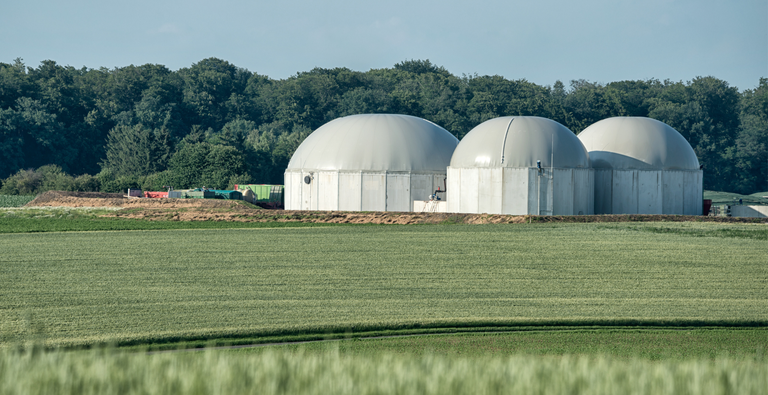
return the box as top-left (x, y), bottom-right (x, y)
top-left (284, 114), bottom-right (704, 216)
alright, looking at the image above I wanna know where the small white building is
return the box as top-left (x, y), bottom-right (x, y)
top-left (447, 116), bottom-right (594, 215)
top-left (284, 114), bottom-right (459, 211)
top-left (578, 117), bottom-right (703, 215)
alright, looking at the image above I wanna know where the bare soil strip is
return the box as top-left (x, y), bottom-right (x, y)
top-left (26, 190), bottom-right (768, 224)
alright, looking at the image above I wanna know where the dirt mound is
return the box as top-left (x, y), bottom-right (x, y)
top-left (105, 209), bottom-right (767, 225)
top-left (26, 190), bottom-right (247, 209)
top-left (106, 209), bottom-right (528, 224)
top-left (24, 191), bottom-right (767, 224)
top-left (120, 199), bottom-right (246, 209)
top-left (27, 191), bottom-right (128, 207)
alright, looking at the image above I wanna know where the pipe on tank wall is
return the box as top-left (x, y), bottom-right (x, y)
top-left (500, 117), bottom-right (515, 165)
top-left (433, 177), bottom-right (447, 196)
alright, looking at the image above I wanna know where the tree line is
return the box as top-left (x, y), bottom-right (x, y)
top-left (1, 57), bottom-right (766, 195)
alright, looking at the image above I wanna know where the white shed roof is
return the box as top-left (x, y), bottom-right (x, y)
top-left (286, 114), bottom-right (458, 172)
top-left (449, 116), bottom-right (590, 169)
top-left (578, 117), bottom-right (700, 170)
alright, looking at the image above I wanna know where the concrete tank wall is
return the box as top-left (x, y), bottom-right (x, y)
top-left (447, 167), bottom-right (593, 215)
top-left (285, 171), bottom-right (302, 210)
top-left (592, 169), bottom-right (702, 215)
top-left (338, 172), bottom-right (362, 210)
top-left (413, 200), bottom-right (448, 213)
top-left (682, 171), bottom-right (704, 216)
top-left (731, 205), bottom-right (768, 218)
top-left (284, 170), bottom-right (446, 212)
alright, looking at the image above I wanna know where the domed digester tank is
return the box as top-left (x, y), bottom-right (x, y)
top-left (578, 117), bottom-right (702, 215)
top-left (447, 116), bottom-right (593, 215)
top-left (284, 114), bottom-right (459, 212)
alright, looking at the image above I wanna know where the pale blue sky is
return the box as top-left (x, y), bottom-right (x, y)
top-left (2, 0), bottom-right (765, 91)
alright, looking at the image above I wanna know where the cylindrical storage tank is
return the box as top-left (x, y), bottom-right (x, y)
top-left (577, 117), bottom-right (703, 215)
top-left (447, 116), bottom-right (593, 215)
top-left (284, 114), bottom-right (459, 212)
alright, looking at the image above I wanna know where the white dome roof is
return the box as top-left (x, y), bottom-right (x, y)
top-left (286, 114), bottom-right (458, 172)
top-left (449, 116), bottom-right (589, 168)
top-left (578, 117), bottom-right (700, 170)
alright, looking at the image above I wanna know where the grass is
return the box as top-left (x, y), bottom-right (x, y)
top-left (0, 195), bottom-right (36, 208)
top-left (0, 207), bottom-right (348, 233)
top-left (1, 222), bottom-right (765, 349)
top-left (629, 223), bottom-right (768, 240)
top-left (704, 190), bottom-right (768, 205)
top-left (1, 347), bottom-right (766, 395)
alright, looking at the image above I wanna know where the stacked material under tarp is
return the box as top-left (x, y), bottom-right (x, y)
top-left (578, 117), bottom-right (702, 215)
top-left (284, 114), bottom-right (459, 212)
top-left (447, 116), bottom-right (593, 215)
top-left (168, 189), bottom-right (195, 199)
top-left (185, 190), bottom-right (216, 199)
top-left (166, 189), bottom-right (241, 200)
top-left (143, 191), bottom-right (168, 198)
top-left (208, 190), bottom-right (243, 200)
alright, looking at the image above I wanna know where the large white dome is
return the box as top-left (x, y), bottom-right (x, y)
top-left (449, 116), bottom-right (590, 169)
top-left (578, 117), bottom-right (700, 170)
top-left (286, 114), bottom-right (458, 172)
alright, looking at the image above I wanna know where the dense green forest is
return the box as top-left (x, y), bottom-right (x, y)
top-left (0, 57), bottom-right (766, 195)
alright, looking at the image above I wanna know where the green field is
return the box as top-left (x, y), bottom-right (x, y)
top-left (1, 222), bottom-right (765, 348)
top-left (241, 329), bottom-right (768, 360)
top-left (0, 207), bottom-right (340, 233)
top-left (704, 190), bottom-right (768, 205)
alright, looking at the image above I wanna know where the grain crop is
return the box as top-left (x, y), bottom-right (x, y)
top-left (1, 347), bottom-right (766, 395)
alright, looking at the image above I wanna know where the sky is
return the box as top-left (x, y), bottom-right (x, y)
top-left (2, 0), bottom-right (766, 91)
